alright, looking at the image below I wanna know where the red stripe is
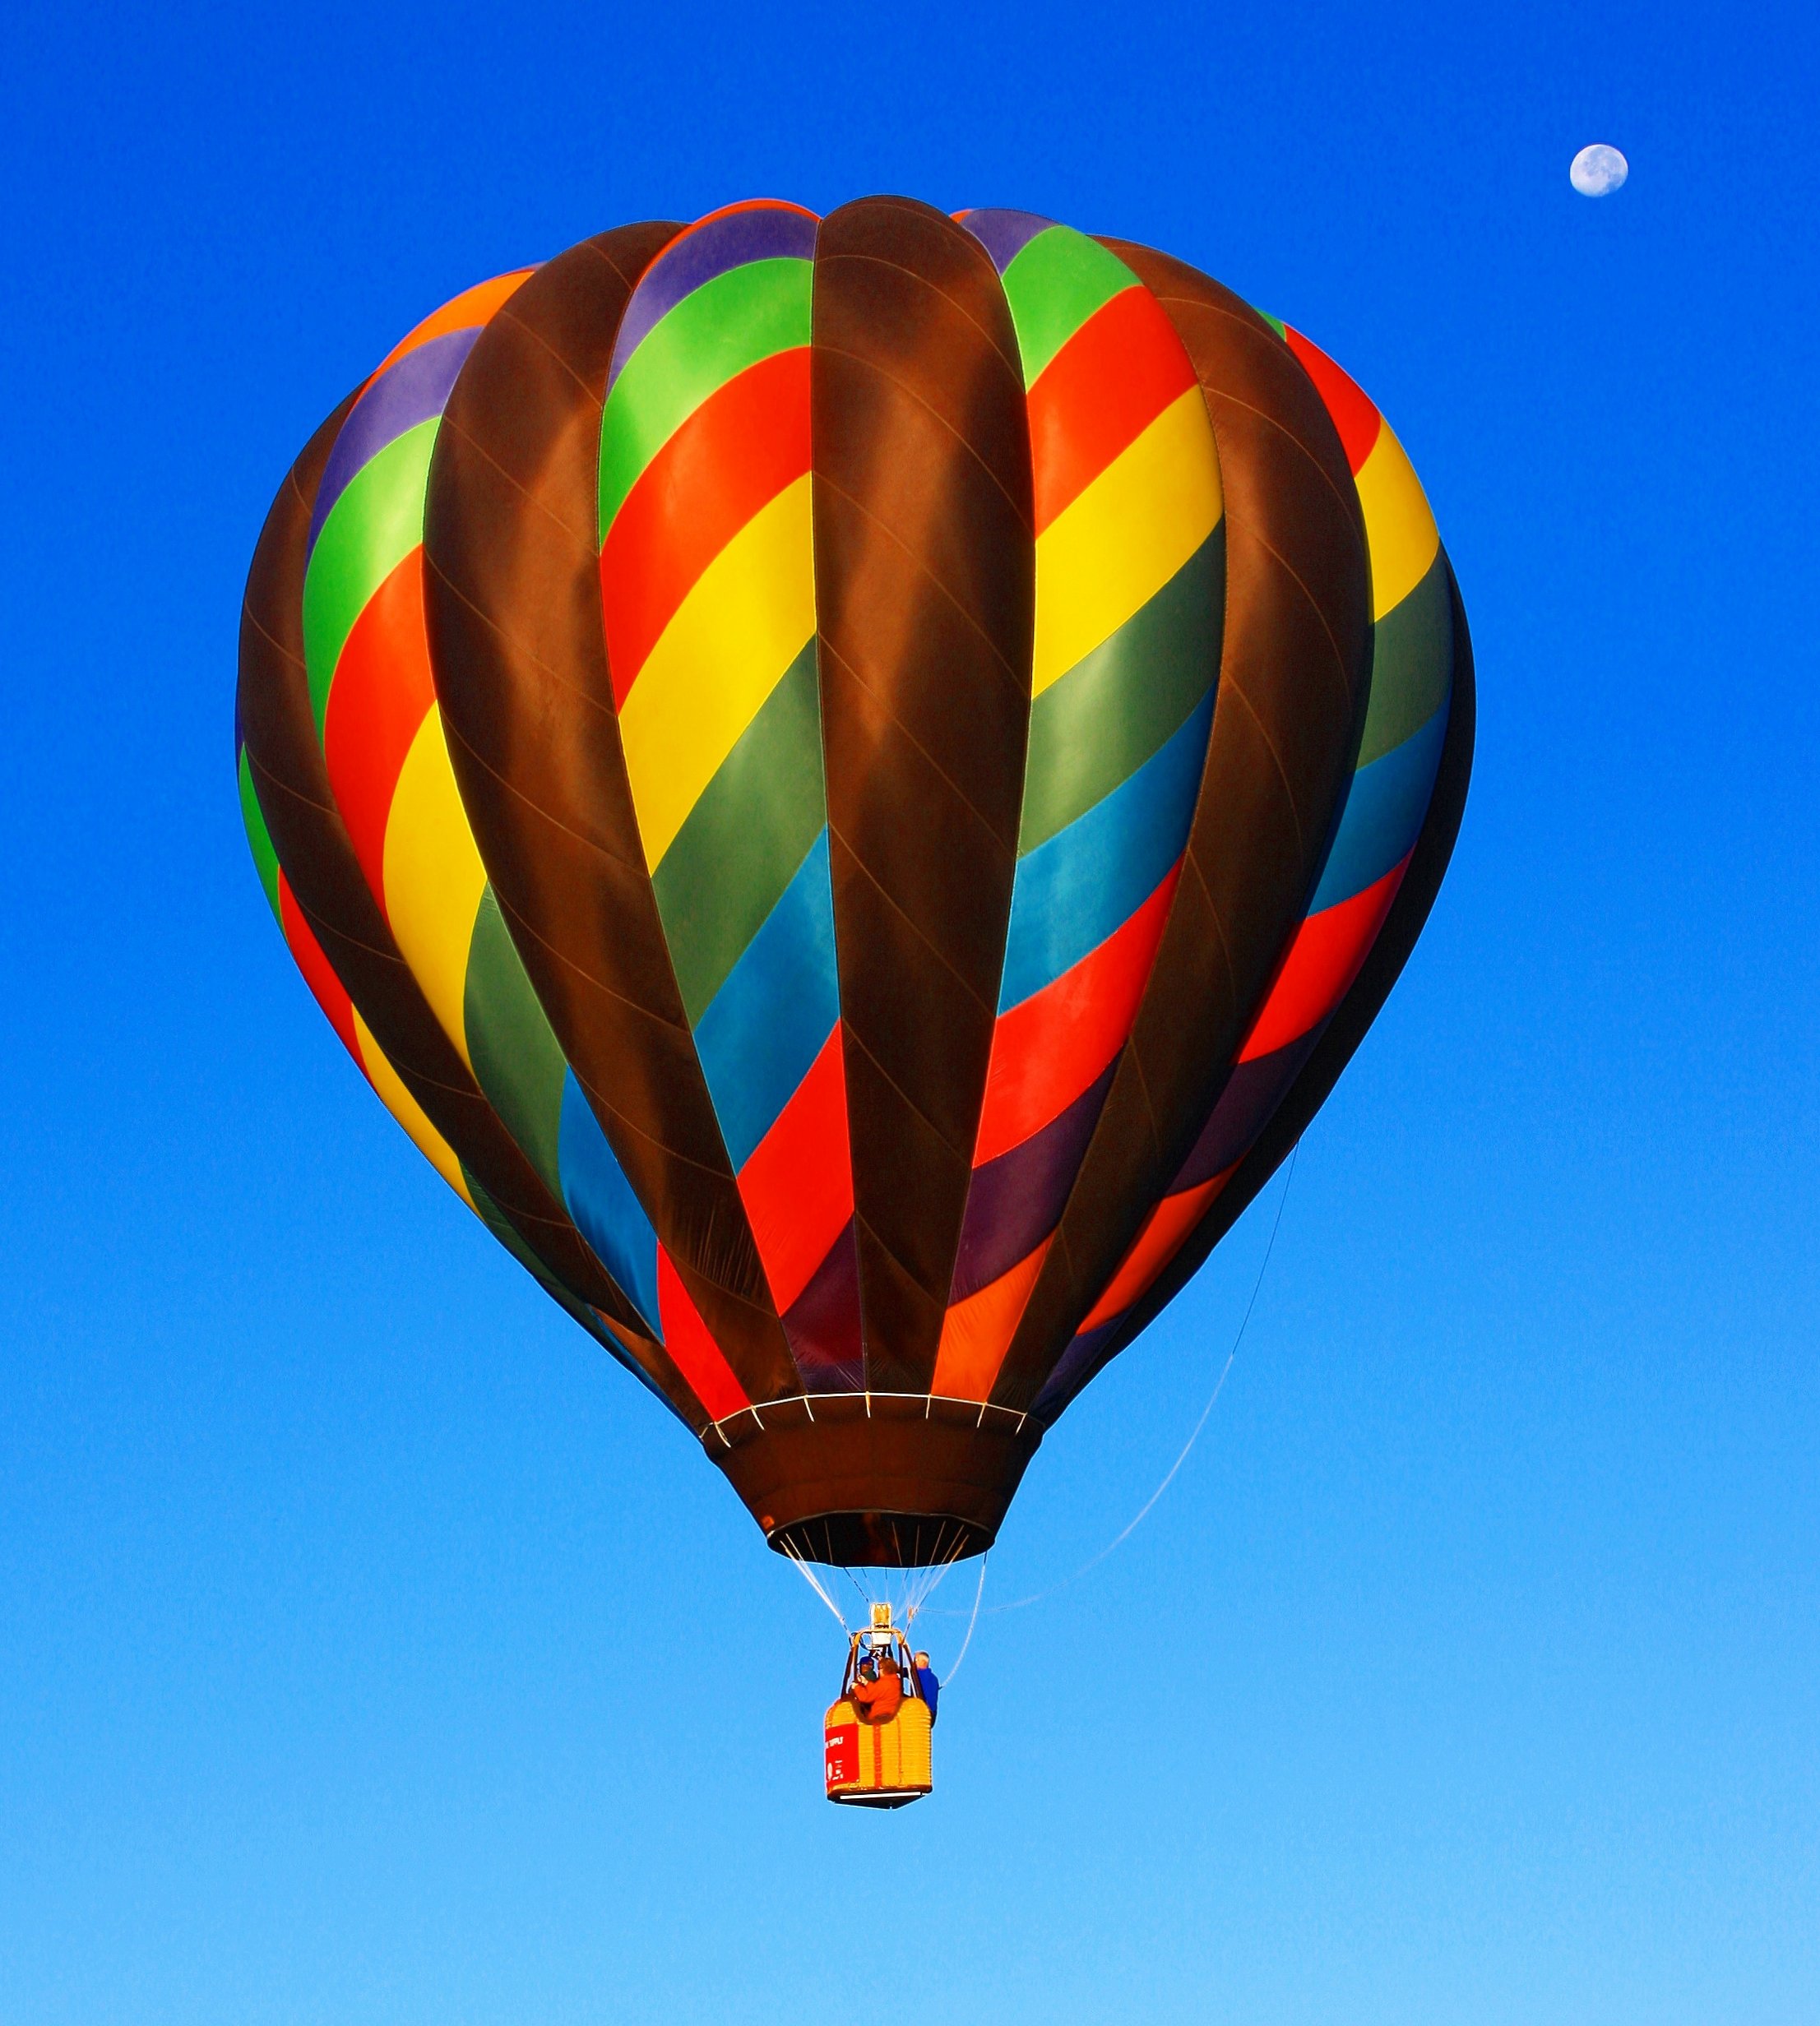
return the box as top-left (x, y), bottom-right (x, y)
top-left (655, 1249), bottom-right (749, 1421)
top-left (600, 346), bottom-right (811, 705)
top-left (975, 863), bottom-right (1180, 1165)
top-left (1239, 855), bottom-right (1409, 1062)
top-left (279, 873), bottom-right (362, 1064)
top-left (1028, 285), bottom-right (1199, 534)
top-left (736, 1025), bottom-right (854, 1312)
top-left (322, 548), bottom-right (435, 913)
top-left (1285, 327), bottom-right (1382, 475)
top-left (1078, 1167), bottom-right (1235, 1332)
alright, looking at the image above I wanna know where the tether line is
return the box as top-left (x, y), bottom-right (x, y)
top-left (940, 1142), bottom-right (1300, 1619)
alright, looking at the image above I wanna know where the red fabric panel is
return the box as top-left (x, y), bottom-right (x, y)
top-left (737, 1025), bottom-right (854, 1312)
top-left (1239, 855), bottom-right (1409, 1063)
top-left (279, 872), bottom-right (362, 1064)
top-left (655, 1247), bottom-right (750, 1420)
top-left (1284, 327), bottom-right (1381, 475)
top-left (1078, 1168), bottom-right (1232, 1332)
top-left (599, 345), bottom-right (811, 704)
top-left (1027, 284), bottom-right (1199, 534)
top-left (322, 547), bottom-right (436, 910)
top-left (975, 863), bottom-right (1180, 1165)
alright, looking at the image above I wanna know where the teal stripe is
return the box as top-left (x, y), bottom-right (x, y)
top-left (462, 884), bottom-right (569, 1204)
top-left (1357, 548), bottom-right (1453, 766)
top-left (598, 259), bottom-right (813, 539)
top-left (237, 748), bottom-right (282, 926)
top-left (651, 640), bottom-right (827, 1025)
top-left (1019, 530), bottom-right (1223, 856)
top-left (299, 419), bottom-right (435, 733)
top-left (465, 1171), bottom-right (671, 1410)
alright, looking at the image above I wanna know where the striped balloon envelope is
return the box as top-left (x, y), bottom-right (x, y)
top-left (238, 197), bottom-right (1473, 1569)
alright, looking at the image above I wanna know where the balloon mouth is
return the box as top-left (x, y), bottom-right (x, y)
top-left (706, 1391), bottom-right (1042, 1568)
top-left (767, 1510), bottom-right (995, 1569)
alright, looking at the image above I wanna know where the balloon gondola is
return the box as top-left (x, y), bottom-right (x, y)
top-left (823, 1604), bottom-right (935, 1808)
top-left (236, 197), bottom-right (1472, 1786)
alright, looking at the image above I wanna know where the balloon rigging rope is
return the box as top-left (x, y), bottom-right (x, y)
top-left (942, 1552), bottom-right (989, 1685)
top-left (785, 1146), bottom-right (1296, 1681)
top-left (956, 1142), bottom-right (1300, 1621)
top-left (782, 1539), bottom-right (850, 1631)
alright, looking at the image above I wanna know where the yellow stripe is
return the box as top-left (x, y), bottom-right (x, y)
top-left (1354, 420), bottom-right (1439, 621)
top-left (382, 705), bottom-right (489, 1070)
top-left (1031, 386), bottom-right (1222, 699)
top-left (351, 1008), bottom-right (475, 1206)
top-left (616, 473), bottom-right (816, 870)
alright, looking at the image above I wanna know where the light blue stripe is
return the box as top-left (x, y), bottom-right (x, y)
top-left (693, 827), bottom-right (841, 1171)
top-left (998, 690), bottom-right (1213, 1012)
top-left (1308, 698), bottom-right (1449, 913)
top-left (558, 1072), bottom-right (661, 1334)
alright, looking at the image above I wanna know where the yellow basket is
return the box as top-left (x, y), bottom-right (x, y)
top-left (825, 1694), bottom-right (933, 1808)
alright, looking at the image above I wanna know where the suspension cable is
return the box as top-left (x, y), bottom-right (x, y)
top-left (942, 1554), bottom-right (989, 1684)
top-left (938, 1142), bottom-right (1299, 1619)
top-left (781, 1538), bottom-right (849, 1631)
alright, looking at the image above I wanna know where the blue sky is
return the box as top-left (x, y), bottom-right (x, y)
top-left (2, 0), bottom-right (1817, 2019)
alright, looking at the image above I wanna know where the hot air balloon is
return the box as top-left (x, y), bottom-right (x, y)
top-left (238, 197), bottom-right (1471, 1631)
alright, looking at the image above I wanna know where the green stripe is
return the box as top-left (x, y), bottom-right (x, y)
top-left (467, 1168), bottom-right (600, 1324)
top-left (237, 747), bottom-right (283, 926)
top-left (463, 884), bottom-right (569, 1203)
top-left (599, 259), bottom-right (813, 540)
top-left (1000, 227), bottom-right (1136, 385)
top-left (300, 419), bottom-right (436, 734)
top-left (1358, 548), bottom-right (1453, 766)
top-left (1019, 531), bottom-right (1225, 856)
top-left (467, 1172), bottom-right (670, 1406)
top-left (1251, 307), bottom-right (1289, 341)
top-left (651, 640), bottom-right (827, 1025)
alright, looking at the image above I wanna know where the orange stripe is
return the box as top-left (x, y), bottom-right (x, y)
top-left (1078, 1170), bottom-right (1234, 1333)
top-left (737, 1026), bottom-right (853, 1311)
top-left (366, 271), bottom-right (532, 386)
top-left (931, 1239), bottom-right (1052, 1401)
top-left (322, 548), bottom-right (436, 913)
top-left (600, 346), bottom-right (811, 705)
top-left (655, 1250), bottom-right (749, 1421)
top-left (1028, 285), bottom-right (1199, 534)
top-left (975, 865), bottom-right (1180, 1165)
top-left (1239, 856), bottom-right (1407, 1062)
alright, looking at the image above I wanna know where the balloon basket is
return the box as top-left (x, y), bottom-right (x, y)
top-left (823, 1604), bottom-right (934, 1807)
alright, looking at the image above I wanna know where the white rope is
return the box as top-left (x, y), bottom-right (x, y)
top-left (942, 1554), bottom-right (989, 1685)
top-left (781, 1539), bottom-right (849, 1631)
top-left (942, 1143), bottom-right (1299, 1619)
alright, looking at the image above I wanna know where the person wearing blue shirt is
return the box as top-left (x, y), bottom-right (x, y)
top-left (912, 1650), bottom-right (939, 1723)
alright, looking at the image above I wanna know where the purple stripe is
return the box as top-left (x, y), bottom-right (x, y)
top-left (958, 208), bottom-right (1054, 273)
top-left (608, 204), bottom-right (820, 391)
top-left (1030, 1319), bottom-right (1121, 1426)
top-left (308, 327), bottom-right (480, 552)
top-left (782, 1223), bottom-right (864, 1391)
top-left (949, 1060), bottom-right (1118, 1302)
top-left (1173, 1030), bottom-right (1322, 1191)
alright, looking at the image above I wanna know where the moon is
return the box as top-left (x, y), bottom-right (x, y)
top-left (1570, 144), bottom-right (1628, 197)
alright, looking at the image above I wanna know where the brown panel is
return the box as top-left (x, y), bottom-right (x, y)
top-left (236, 396), bottom-right (706, 1427)
top-left (810, 195), bottom-right (1035, 1394)
top-left (1076, 557), bottom-right (1476, 1379)
top-left (711, 1395), bottom-right (1041, 1566)
top-left (422, 224), bottom-right (799, 1404)
top-left (993, 245), bottom-right (1373, 1410)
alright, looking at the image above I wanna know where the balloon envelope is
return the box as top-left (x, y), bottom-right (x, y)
top-left (237, 198), bottom-right (1472, 1566)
